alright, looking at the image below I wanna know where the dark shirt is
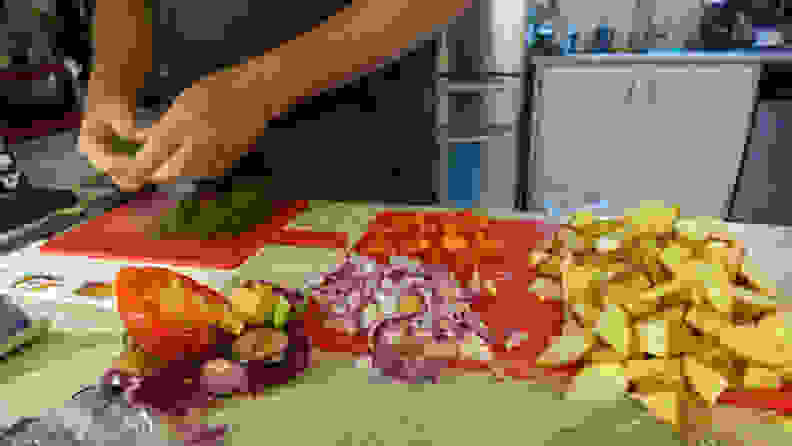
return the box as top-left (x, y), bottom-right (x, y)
top-left (140, 0), bottom-right (439, 202)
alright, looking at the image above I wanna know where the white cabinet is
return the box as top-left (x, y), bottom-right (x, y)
top-left (529, 66), bottom-right (640, 212)
top-left (529, 63), bottom-right (759, 218)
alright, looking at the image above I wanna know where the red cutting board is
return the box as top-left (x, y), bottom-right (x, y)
top-left (39, 193), bottom-right (349, 270)
top-left (303, 209), bottom-right (569, 378)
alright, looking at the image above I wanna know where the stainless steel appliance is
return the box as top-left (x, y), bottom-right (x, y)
top-left (438, 0), bottom-right (526, 210)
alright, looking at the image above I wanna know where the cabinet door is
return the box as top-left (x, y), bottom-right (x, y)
top-left (530, 66), bottom-right (639, 213)
top-left (637, 65), bottom-right (758, 218)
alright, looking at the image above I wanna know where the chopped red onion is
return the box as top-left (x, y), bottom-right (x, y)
top-left (310, 255), bottom-right (488, 383)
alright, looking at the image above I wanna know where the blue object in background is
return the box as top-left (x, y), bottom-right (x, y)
top-left (536, 23), bottom-right (553, 40)
top-left (565, 29), bottom-right (578, 55)
top-left (598, 26), bottom-right (611, 51)
top-left (524, 8), bottom-right (537, 48)
top-left (447, 143), bottom-right (480, 209)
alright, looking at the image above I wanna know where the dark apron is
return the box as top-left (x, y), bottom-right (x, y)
top-left (142, 0), bottom-right (440, 204)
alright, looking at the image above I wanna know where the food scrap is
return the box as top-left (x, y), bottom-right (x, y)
top-left (73, 281), bottom-right (114, 297)
top-left (527, 200), bottom-right (792, 436)
top-left (11, 274), bottom-right (63, 291)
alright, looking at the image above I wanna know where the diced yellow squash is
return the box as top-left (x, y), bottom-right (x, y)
top-left (585, 219), bottom-right (627, 238)
top-left (718, 322), bottom-right (792, 367)
top-left (623, 201), bottom-right (679, 237)
top-left (603, 272), bottom-right (651, 306)
top-left (639, 279), bottom-right (684, 304)
top-left (644, 391), bottom-right (686, 431)
top-left (571, 301), bottom-right (602, 329)
top-left (685, 305), bottom-right (731, 336)
top-left (568, 210), bottom-right (597, 229)
top-left (536, 255), bottom-right (564, 278)
top-left (623, 300), bottom-right (660, 319)
top-left (684, 356), bottom-right (730, 406)
top-left (563, 265), bottom-right (607, 305)
top-left (594, 304), bottom-right (633, 357)
top-left (625, 359), bottom-right (667, 381)
top-left (743, 366), bottom-right (783, 390)
top-left (664, 358), bottom-right (684, 387)
top-left (632, 377), bottom-right (685, 395)
top-left (673, 216), bottom-right (729, 242)
top-left (693, 262), bottom-right (734, 314)
top-left (701, 242), bottom-right (741, 280)
top-left (659, 244), bottom-right (694, 270)
top-left (694, 346), bottom-right (742, 389)
top-left (584, 342), bottom-right (627, 363)
top-left (633, 306), bottom-right (697, 357)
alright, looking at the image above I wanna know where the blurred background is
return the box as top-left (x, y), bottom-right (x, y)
top-left (2, 0), bottom-right (792, 238)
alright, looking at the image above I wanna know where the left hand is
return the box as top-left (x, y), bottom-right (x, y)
top-left (116, 64), bottom-right (273, 191)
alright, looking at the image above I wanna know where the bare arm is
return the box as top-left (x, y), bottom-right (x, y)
top-left (91, 0), bottom-right (153, 101)
top-left (239, 0), bottom-right (472, 120)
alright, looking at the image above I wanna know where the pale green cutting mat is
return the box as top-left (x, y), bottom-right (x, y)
top-left (0, 201), bottom-right (788, 445)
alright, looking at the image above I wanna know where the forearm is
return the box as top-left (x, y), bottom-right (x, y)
top-left (91, 0), bottom-right (153, 99)
top-left (242, 0), bottom-right (472, 119)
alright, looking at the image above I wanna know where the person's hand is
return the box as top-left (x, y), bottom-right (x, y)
top-left (117, 64), bottom-right (273, 191)
top-left (78, 80), bottom-right (145, 188)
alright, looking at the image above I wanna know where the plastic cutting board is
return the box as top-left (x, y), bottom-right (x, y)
top-left (302, 209), bottom-right (570, 378)
top-left (303, 210), bottom-right (792, 415)
top-left (39, 193), bottom-right (349, 270)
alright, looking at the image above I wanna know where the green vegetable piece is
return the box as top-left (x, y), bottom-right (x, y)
top-left (272, 295), bottom-right (291, 330)
top-left (569, 210), bottom-right (596, 228)
top-left (595, 304), bottom-right (630, 356)
top-left (109, 134), bottom-right (143, 157)
top-left (660, 246), bottom-right (687, 268)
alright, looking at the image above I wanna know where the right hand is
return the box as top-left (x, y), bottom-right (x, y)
top-left (78, 81), bottom-right (146, 189)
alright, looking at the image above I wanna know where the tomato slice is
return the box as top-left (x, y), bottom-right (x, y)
top-left (115, 267), bottom-right (230, 362)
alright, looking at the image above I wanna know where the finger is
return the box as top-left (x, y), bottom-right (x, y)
top-left (78, 121), bottom-right (136, 174)
top-left (123, 120), bottom-right (184, 184)
top-left (108, 106), bottom-right (144, 143)
top-left (112, 174), bottom-right (146, 192)
top-left (148, 142), bottom-right (232, 183)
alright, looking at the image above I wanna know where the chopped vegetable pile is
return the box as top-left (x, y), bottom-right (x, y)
top-left (525, 200), bottom-right (792, 437)
top-left (307, 254), bottom-right (491, 384)
top-left (149, 180), bottom-right (278, 240)
top-left (107, 270), bottom-right (312, 444)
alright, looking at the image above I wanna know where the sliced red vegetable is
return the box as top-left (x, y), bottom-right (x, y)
top-left (114, 267), bottom-right (232, 362)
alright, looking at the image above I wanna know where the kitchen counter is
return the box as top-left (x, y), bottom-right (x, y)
top-left (531, 49), bottom-right (792, 66)
top-left (1, 202), bottom-right (791, 445)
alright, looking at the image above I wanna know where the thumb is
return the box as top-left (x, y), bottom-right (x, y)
top-left (108, 106), bottom-right (143, 143)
